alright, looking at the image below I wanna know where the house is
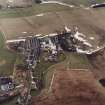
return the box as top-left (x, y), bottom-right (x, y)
top-left (0, 77), bottom-right (15, 92)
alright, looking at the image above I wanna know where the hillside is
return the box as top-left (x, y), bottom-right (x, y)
top-left (0, 0), bottom-right (33, 8)
top-left (47, 0), bottom-right (105, 6)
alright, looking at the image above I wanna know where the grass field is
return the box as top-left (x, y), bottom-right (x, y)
top-left (32, 51), bottom-right (91, 93)
top-left (45, 52), bottom-right (91, 90)
top-left (0, 0), bottom-right (104, 19)
top-left (0, 7), bottom-right (105, 41)
top-left (0, 32), bottom-right (16, 76)
top-left (0, 2), bottom-right (105, 42)
top-left (0, 4), bottom-right (69, 18)
top-left (48, 0), bottom-right (105, 6)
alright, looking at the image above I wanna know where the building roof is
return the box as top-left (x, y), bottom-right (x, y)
top-left (0, 77), bottom-right (12, 85)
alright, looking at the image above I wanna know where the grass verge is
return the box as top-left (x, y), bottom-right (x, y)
top-left (0, 32), bottom-right (16, 76)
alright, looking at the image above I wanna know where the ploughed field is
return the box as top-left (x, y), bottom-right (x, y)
top-left (87, 48), bottom-right (105, 79)
top-left (32, 69), bottom-right (105, 105)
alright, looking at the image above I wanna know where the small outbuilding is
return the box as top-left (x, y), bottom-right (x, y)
top-left (0, 77), bottom-right (15, 91)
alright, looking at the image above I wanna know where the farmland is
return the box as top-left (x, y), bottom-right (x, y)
top-left (0, 5), bottom-right (104, 49)
top-left (48, 0), bottom-right (105, 6)
top-left (33, 69), bottom-right (105, 105)
top-left (0, 0), bottom-right (105, 105)
top-left (0, 32), bottom-right (16, 76)
top-left (45, 52), bottom-right (91, 90)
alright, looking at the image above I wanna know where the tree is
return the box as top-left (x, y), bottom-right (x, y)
top-left (35, 0), bottom-right (42, 4)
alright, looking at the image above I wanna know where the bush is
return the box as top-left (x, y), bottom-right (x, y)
top-left (35, 0), bottom-right (42, 4)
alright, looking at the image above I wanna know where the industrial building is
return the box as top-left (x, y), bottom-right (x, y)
top-left (24, 36), bottom-right (41, 68)
top-left (0, 77), bottom-right (15, 92)
top-left (0, 77), bottom-right (15, 103)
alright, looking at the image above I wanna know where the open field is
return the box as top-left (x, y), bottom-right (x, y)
top-left (44, 52), bottom-right (91, 90)
top-left (47, 0), bottom-right (105, 6)
top-left (0, 5), bottom-right (105, 50)
top-left (1, 97), bottom-right (17, 105)
top-left (87, 48), bottom-right (105, 79)
top-left (0, 1), bottom-right (105, 105)
top-left (33, 69), bottom-right (105, 105)
top-left (0, 4), bottom-right (69, 18)
top-left (0, 32), bottom-right (16, 76)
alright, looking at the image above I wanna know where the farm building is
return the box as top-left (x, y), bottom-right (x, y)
top-left (0, 77), bottom-right (15, 92)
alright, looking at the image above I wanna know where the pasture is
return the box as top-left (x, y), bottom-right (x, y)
top-left (0, 32), bottom-right (16, 76)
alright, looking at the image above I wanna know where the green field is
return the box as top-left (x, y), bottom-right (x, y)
top-left (0, 0), bottom-right (104, 18)
top-left (0, 33), bottom-right (16, 76)
top-left (48, 0), bottom-right (105, 6)
top-left (0, 33), bottom-right (17, 104)
top-left (0, 4), bottom-right (69, 18)
top-left (45, 52), bottom-right (91, 89)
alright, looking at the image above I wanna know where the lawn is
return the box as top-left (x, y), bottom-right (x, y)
top-left (0, 32), bottom-right (16, 76)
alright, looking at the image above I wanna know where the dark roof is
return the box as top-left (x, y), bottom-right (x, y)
top-left (0, 77), bottom-right (12, 85)
top-left (92, 3), bottom-right (105, 8)
top-left (16, 64), bottom-right (28, 71)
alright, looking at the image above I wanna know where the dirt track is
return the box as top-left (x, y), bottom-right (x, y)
top-left (32, 69), bottom-right (105, 105)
